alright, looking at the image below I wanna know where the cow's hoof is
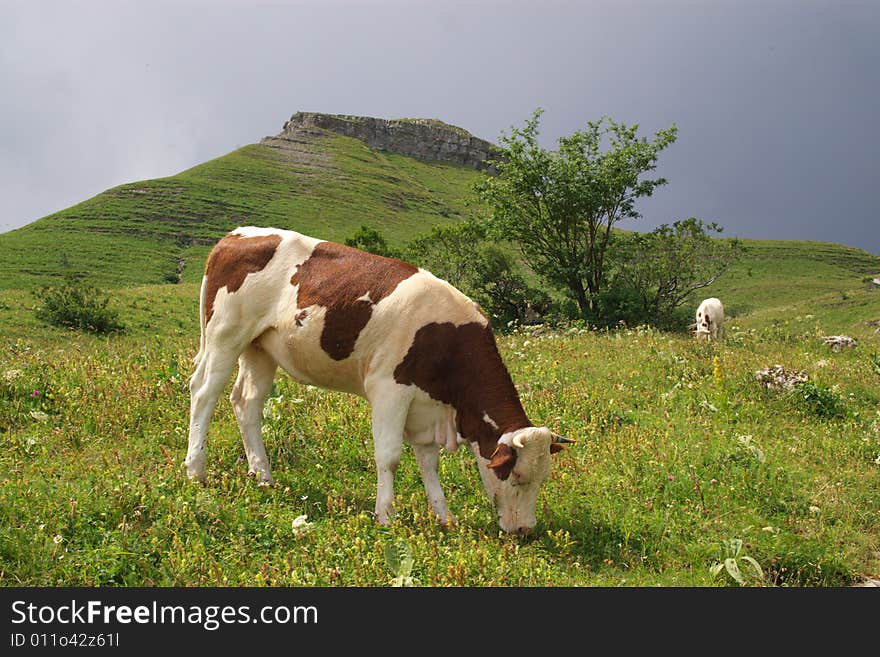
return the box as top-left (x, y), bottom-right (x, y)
top-left (439, 514), bottom-right (457, 530)
top-left (184, 463), bottom-right (206, 483)
top-left (247, 470), bottom-right (274, 486)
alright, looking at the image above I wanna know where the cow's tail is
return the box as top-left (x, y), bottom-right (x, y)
top-left (193, 275), bottom-right (208, 368)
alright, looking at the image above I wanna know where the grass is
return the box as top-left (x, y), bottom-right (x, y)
top-left (0, 133), bottom-right (483, 290)
top-left (1, 274), bottom-right (878, 586)
top-left (1, 128), bottom-right (878, 586)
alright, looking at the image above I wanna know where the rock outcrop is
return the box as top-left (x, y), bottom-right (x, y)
top-left (262, 111), bottom-right (499, 171)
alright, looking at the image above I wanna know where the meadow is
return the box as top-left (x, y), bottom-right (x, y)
top-left (0, 133), bottom-right (482, 291)
top-left (1, 272), bottom-right (879, 587)
top-left (1, 121), bottom-right (878, 587)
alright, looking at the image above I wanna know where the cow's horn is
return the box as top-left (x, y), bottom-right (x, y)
top-left (512, 433), bottom-right (525, 449)
top-left (553, 434), bottom-right (575, 444)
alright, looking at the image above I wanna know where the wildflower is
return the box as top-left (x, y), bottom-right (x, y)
top-left (292, 514), bottom-right (313, 537)
top-left (52, 534), bottom-right (63, 544)
top-left (713, 355), bottom-right (723, 387)
top-left (667, 475), bottom-right (674, 482)
top-left (32, 390), bottom-right (41, 397)
top-left (3, 369), bottom-right (22, 382)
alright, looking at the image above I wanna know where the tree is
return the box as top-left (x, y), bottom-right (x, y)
top-left (471, 245), bottom-right (551, 328)
top-left (403, 220), bottom-right (488, 289)
top-left (609, 217), bottom-right (744, 328)
top-left (345, 225), bottom-right (400, 259)
top-left (404, 221), bottom-right (549, 329)
top-left (475, 109), bottom-right (678, 320)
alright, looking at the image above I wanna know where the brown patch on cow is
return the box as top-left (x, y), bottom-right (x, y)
top-left (291, 241), bottom-right (418, 360)
top-left (393, 321), bottom-right (532, 477)
top-left (204, 233), bottom-right (282, 324)
top-left (487, 444), bottom-right (516, 480)
top-left (550, 443), bottom-right (564, 455)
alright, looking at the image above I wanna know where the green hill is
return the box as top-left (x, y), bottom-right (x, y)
top-left (1, 114), bottom-right (879, 587)
top-left (699, 239), bottom-right (880, 335)
top-left (1, 112), bottom-right (878, 335)
top-left (0, 124), bottom-right (484, 290)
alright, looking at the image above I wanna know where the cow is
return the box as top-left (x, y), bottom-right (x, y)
top-left (693, 297), bottom-right (724, 341)
top-left (185, 226), bottom-right (572, 535)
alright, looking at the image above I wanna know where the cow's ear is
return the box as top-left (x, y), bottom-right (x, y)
top-left (487, 444), bottom-right (515, 480)
top-left (551, 434), bottom-right (574, 455)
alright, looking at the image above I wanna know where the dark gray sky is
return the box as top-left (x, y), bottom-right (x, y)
top-left (2, 0), bottom-right (878, 253)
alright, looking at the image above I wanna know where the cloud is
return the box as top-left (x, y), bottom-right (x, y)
top-left (2, 0), bottom-right (878, 254)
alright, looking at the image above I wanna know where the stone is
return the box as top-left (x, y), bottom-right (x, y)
top-left (822, 335), bottom-right (857, 352)
top-left (262, 112), bottom-right (500, 171)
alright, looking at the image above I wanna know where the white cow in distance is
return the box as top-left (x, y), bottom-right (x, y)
top-left (693, 297), bottom-right (724, 341)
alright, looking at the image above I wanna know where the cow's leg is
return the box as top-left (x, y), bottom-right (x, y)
top-left (366, 383), bottom-right (413, 525)
top-left (230, 344), bottom-right (277, 485)
top-left (186, 346), bottom-right (240, 482)
top-left (412, 442), bottom-right (453, 525)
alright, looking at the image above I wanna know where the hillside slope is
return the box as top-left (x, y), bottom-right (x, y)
top-left (1, 112), bottom-right (878, 334)
top-left (0, 117), bottom-right (485, 290)
top-left (698, 239), bottom-right (880, 334)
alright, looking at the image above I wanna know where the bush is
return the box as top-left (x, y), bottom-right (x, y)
top-left (344, 225), bottom-right (401, 259)
top-left (608, 218), bottom-right (743, 329)
top-left (471, 245), bottom-right (551, 328)
top-left (34, 274), bottom-right (125, 334)
top-left (791, 381), bottom-right (847, 419)
top-left (404, 222), bottom-right (550, 330)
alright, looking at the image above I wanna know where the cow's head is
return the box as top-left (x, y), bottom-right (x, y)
top-left (472, 427), bottom-right (573, 534)
top-left (694, 310), bottom-right (712, 340)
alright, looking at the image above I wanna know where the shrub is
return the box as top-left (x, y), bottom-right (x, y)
top-left (471, 245), bottom-right (551, 328)
top-left (34, 274), bottom-right (125, 334)
top-left (791, 381), bottom-right (847, 419)
top-left (344, 225), bottom-right (401, 259)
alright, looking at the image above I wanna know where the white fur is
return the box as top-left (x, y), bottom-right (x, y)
top-left (187, 227), bottom-right (554, 533)
top-left (694, 297), bottom-right (724, 341)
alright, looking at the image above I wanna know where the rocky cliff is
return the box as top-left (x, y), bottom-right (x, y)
top-left (262, 111), bottom-right (498, 171)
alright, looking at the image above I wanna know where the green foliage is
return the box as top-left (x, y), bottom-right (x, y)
top-left (33, 274), bottom-right (124, 334)
top-left (1, 288), bottom-right (879, 586)
top-left (345, 225), bottom-right (401, 259)
top-left (791, 381), bottom-right (847, 419)
top-left (609, 218), bottom-right (744, 329)
top-left (383, 537), bottom-right (417, 587)
top-left (0, 349), bottom-right (56, 431)
top-left (403, 220), bottom-right (550, 328)
top-left (0, 136), bottom-right (482, 290)
top-left (710, 538), bottom-right (765, 586)
top-left (475, 108), bottom-right (678, 319)
top-left (1, 125), bottom-right (880, 588)
top-left (404, 220), bottom-right (489, 289)
top-left (471, 245), bottom-right (552, 328)
top-left (735, 435), bottom-right (765, 464)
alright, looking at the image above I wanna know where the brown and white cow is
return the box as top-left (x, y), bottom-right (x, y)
top-left (693, 297), bottom-right (724, 341)
top-left (185, 226), bottom-right (571, 534)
